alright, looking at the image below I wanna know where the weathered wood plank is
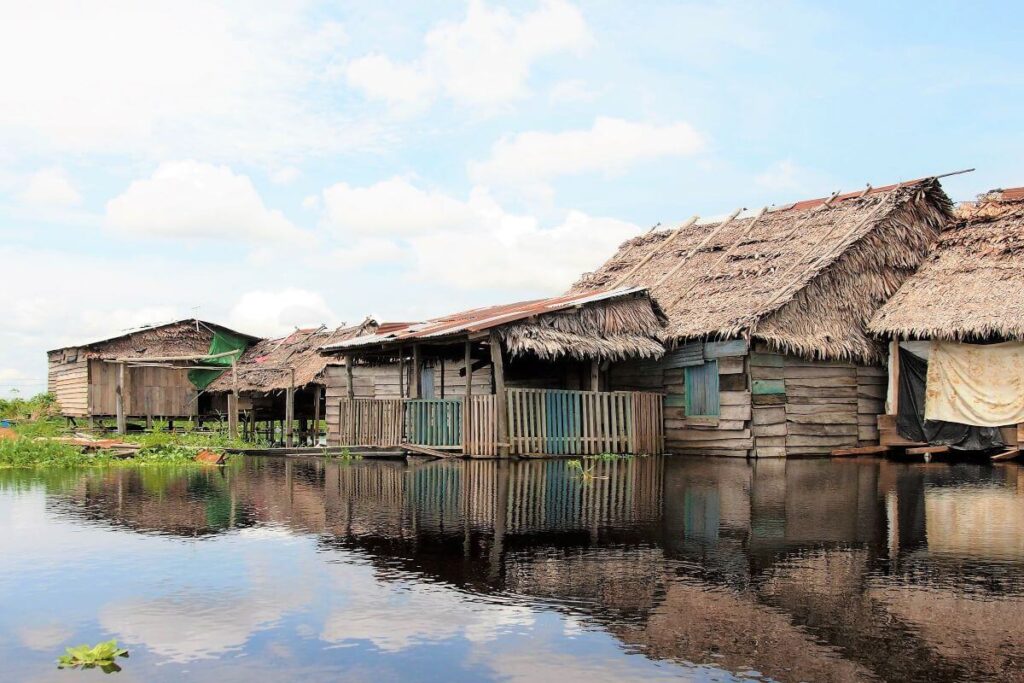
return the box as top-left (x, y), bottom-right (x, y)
top-left (704, 339), bottom-right (748, 359)
top-left (750, 353), bottom-right (784, 368)
top-left (752, 379), bottom-right (785, 395)
top-left (718, 356), bottom-right (744, 374)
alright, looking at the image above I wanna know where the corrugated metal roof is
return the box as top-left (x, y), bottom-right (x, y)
top-left (322, 287), bottom-right (648, 352)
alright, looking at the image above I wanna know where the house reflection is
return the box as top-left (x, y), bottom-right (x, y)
top-left (41, 455), bottom-right (1024, 683)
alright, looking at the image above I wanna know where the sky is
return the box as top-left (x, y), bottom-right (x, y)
top-left (2, 0), bottom-right (1023, 396)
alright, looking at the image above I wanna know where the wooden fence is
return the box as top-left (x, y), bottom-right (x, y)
top-left (465, 395), bottom-right (498, 456)
top-left (405, 399), bottom-right (462, 449)
top-left (337, 389), bottom-right (662, 456)
top-left (337, 398), bottom-right (403, 446)
top-left (506, 388), bottom-right (663, 456)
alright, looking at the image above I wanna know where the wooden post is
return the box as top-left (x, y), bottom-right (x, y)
top-left (345, 355), bottom-right (355, 445)
top-left (227, 392), bottom-right (238, 439)
top-left (227, 358), bottom-right (239, 439)
top-left (591, 359), bottom-right (600, 392)
top-left (285, 368), bottom-right (295, 447)
top-left (489, 331), bottom-right (509, 457)
top-left (398, 347), bottom-right (405, 398)
top-left (412, 344), bottom-right (422, 399)
top-left (247, 409), bottom-right (255, 442)
top-left (440, 357), bottom-right (445, 399)
top-left (115, 362), bottom-right (126, 435)
top-left (146, 414), bottom-right (153, 430)
top-left (312, 385), bottom-right (321, 446)
top-left (464, 340), bottom-right (473, 455)
top-left (887, 339), bottom-right (900, 415)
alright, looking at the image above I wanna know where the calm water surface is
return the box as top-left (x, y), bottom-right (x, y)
top-left (2, 456), bottom-right (1023, 682)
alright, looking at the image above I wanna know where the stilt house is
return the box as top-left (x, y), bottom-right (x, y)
top-left (573, 178), bottom-right (953, 457)
top-left (320, 288), bottom-right (667, 456)
top-left (46, 319), bottom-right (259, 426)
top-left (205, 318), bottom-right (377, 445)
top-left (868, 187), bottom-right (1024, 453)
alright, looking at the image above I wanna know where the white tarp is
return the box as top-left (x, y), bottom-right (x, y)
top-left (925, 341), bottom-right (1024, 427)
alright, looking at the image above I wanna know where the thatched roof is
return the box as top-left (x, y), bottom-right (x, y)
top-left (48, 319), bottom-right (259, 357)
top-left (573, 179), bottom-right (953, 363)
top-left (325, 289), bottom-right (666, 362)
top-left (500, 294), bottom-right (665, 361)
top-left (868, 188), bottom-right (1024, 341)
top-left (208, 318), bottom-right (378, 393)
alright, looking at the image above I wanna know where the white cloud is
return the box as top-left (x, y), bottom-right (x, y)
top-left (755, 159), bottom-right (830, 196)
top-left (408, 206), bottom-right (637, 290)
top-left (547, 78), bottom-right (598, 104)
top-left (105, 161), bottom-right (308, 243)
top-left (316, 178), bottom-right (637, 290)
top-left (20, 167), bottom-right (81, 206)
top-left (470, 117), bottom-right (704, 187)
top-left (319, 177), bottom-right (480, 237)
top-left (227, 288), bottom-right (338, 337)
top-left (0, 2), bottom-right (363, 161)
top-left (346, 0), bottom-right (591, 109)
top-left (345, 54), bottom-right (434, 108)
top-left (270, 166), bottom-right (301, 185)
top-left (329, 238), bottom-right (407, 267)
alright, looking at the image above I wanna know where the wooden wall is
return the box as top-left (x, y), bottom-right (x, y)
top-left (47, 349), bottom-right (89, 417)
top-left (750, 343), bottom-right (884, 457)
top-left (610, 338), bottom-right (886, 458)
top-left (610, 339), bottom-right (751, 457)
top-left (88, 360), bottom-right (199, 417)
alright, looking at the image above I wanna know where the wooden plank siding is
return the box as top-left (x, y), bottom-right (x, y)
top-left (47, 351), bottom-right (89, 417)
top-left (611, 338), bottom-right (886, 458)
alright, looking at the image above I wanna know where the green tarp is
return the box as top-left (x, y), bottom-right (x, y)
top-left (188, 330), bottom-right (249, 390)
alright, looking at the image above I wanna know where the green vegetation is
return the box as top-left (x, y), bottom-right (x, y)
top-left (586, 452), bottom-right (636, 461)
top-left (56, 640), bottom-right (129, 673)
top-left (0, 397), bottom-right (255, 468)
top-left (0, 392), bottom-right (58, 421)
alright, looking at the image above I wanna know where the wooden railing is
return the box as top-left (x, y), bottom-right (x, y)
top-left (506, 388), bottom-right (663, 456)
top-left (337, 389), bottom-right (663, 456)
top-left (405, 399), bottom-right (462, 449)
top-left (465, 395), bottom-right (498, 456)
top-left (337, 398), bottom-right (403, 446)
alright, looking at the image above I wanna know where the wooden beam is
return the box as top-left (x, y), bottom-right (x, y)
top-left (489, 331), bottom-right (509, 457)
top-left (412, 344), bottom-right (422, 399)
top-left (991, 448), bottom-right (1021, 462)
top-left (609, 215), bottom-right (699, 289)
top-left (887, 340), bottom-right (900, 415)
top-left (906, 445), bottom-right (949, 455)
top-left (591, 359), bottom-right (600, 392)
top-left (464, 340), bottom-right (473, 455)
top-left (228, 358), bottom-right (239, 439)
top-left (400, 442), bottom-right (451, 459)
top-left (345, 355), bottom-right (355, 399)
top-left (831, 445), bottom-right (890, 457)
top-left (459, 358), bottom-right (490, 376)
top-left (652, 208), bottom-right (743, 290)
top-left (312, 385), bottom-right (321, 446)
top-left (115, 362), bottom-right (126, 435)
top-left (107, 349), bottom-right (241, 364)
top-left (227, 392), bottom-right (238, 439)
top-left (398, 347), bottom-right (405, 398)
top-left (285, 368), bottom-right (295, 447)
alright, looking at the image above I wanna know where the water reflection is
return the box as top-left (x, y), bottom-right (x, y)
top-left (2, 456), bottom-right (1023, 682)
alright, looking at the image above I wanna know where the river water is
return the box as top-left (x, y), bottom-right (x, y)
top-left (1, 455), bottom-right (1022, 682)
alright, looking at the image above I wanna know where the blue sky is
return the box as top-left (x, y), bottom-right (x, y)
top-left (2, 0), bottom-right (1022, 395)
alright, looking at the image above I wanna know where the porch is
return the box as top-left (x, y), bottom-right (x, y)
top-left (337, 388), bottom-right (663, 457)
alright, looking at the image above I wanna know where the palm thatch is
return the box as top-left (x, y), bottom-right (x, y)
top-left (50, 319), bottom-right (258, 358)
top-left (573, 179), bottom-right (953, 363)
top-left (500, 295), bottom-right (666, 361)
top-left (208, 318), bottom-right (378, 394)
top-left (868, 189), bottom-right (1024, 341)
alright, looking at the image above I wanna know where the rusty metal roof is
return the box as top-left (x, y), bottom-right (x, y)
top-left (322, 287), bottom-right (649, 353)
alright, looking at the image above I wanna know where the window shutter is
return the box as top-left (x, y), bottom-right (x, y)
top-left (685, 360), bottom-right (720, 416)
